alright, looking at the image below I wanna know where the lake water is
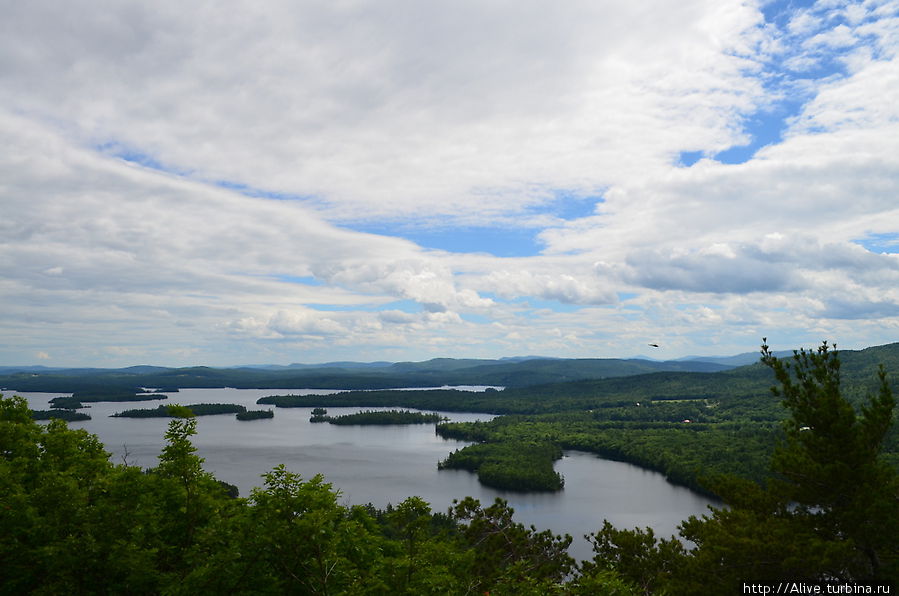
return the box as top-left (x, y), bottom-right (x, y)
top-left (14, 387), bottom-right (717, 561)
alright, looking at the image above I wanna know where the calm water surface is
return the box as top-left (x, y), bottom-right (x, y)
top-left (16, 387), bottom-right (717, 560)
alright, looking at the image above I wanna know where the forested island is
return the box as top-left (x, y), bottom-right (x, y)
top-left (309, 408), bottom-right (447, 425)
top-left (112, 403), bottom-right (247, 418)
top-left (48, 392), bottom-right (167, 411)
top-left (4, 342), bottom-right (898, 592)
top-left (439, 440), bottom-right (565, 491)
top-left (30, 409), bottom-right (91, 422)
top-left (236, 409), bottom-right (274, 421)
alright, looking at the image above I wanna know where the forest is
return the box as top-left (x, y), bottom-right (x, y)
top-left (3, 342), bottom-right (897, 593)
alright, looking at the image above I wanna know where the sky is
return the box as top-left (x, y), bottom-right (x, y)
top-left (1, 0), bottom-right (899, 367)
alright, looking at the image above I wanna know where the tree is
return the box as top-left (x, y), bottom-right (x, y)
top-left (450, 496), bottom-right (574, 593)
top-left (580, 521), bottom-right (686, 595)
top-left (760, 339), bottom-right (898, 582)
top-left (1, 394), bottom-right (165, 593)
top-left (673, 340), bottom-right (899, 591)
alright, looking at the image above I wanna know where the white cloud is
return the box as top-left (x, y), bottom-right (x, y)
top-left (268, 310), bottom-right (347, 337)
top-left (1, 1), bottom-right (899, 365)
top-left (0, 0), bottom-right (768, 223)
top-left (804, 24), bottom-right (858, 49)
top-left (481, 269), bottom-right (617, 305)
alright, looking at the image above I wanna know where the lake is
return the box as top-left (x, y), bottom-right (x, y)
top-left (15, 387), bottom-right (717, 561)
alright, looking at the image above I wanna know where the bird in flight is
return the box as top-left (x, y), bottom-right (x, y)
top-left (648, 343), bottom-right (660, 348)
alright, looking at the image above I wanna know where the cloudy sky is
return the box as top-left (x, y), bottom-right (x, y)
top-left (2, 0), bottom-right (898, 367)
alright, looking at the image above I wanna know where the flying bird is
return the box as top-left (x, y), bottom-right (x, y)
top-left (648, 343), bottom-right (660, 348)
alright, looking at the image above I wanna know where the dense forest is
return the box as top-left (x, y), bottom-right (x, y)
top-left (3, 342), bottom-right (897, 592)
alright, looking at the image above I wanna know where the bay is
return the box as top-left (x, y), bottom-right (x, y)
top-left (15, 387), bottom-right (717, 561)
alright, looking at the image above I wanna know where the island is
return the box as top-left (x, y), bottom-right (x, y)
top-left (309, 408), bottom-right (447, 425)
top-left (236, 409), bottom-right (274, 421)
top-left (50, 392), bottom-right (168, 411)
top-left (111, 403), bottom-right (247, 418)
top-left (30, 409), bottom-right (91, 422)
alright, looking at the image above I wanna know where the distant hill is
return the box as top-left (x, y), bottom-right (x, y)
top-left (231, 361), bottom-right (394, 370)
top-left (0, 354), bottom-right (735, 393)
top-left (3, 343), bottom-right (896, 395)
top-left (258, 342), bottom-right (899, 418)
top-left (675, 350), bottom-right (793, 367)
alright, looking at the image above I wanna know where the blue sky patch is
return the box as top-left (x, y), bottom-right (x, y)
top-left (97, 142), bottom-right (189, 176)
top-left (853, 233), bottom-right (899, 254)
top-left (680, 0), bottom-right (865, 167)
top-left (537, 189), bottom-right (603, 221)
top-left (713, 98), bottom-right (807, 164)
top-left (275, 275), bottom-right (322, 286)
top-left (520, 297), bottom-right (583, 313)
top-left (678, 151), bottom-right (704, 167)
top-left (480, 292), bottom-right (583, 313)
top-left (213, 180), bottom-right (318, 203)
top-left (354, 222), bottom-right (544, 257)
top-left (760, 0), bottom-right (817, 29)
top-left (461, 313), bottom-right (491, 324)
top-left (305, 299), bottom-right (422, 313)
top-left (350, 190), bottom-right (603, 256)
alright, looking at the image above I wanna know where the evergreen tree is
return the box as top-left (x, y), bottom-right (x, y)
top-left (674, 340), bottom-right (899, 591)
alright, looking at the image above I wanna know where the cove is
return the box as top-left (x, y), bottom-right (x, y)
top-left (17, 387), bottom-right (717, 561)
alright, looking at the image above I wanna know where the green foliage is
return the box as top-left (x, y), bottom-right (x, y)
top-left (321, 409), bottom-right (447, 425)
top-left (166, 403), bottom-right (196, 418)
top-left (112, 403), bottom-right (246, 417)
top-left (580, 521), bottom-right (687, 595)
top-left (438, 415), bottom-right (775, 495)
top-left (761, 340), bottom-right (899, 582)
top-left (0, 393), bottom-right (589, 594)
top-left (3, 339), bottom-right (897, 593)
top-left (451, 496), bottom-right (575, 592)
top-left (440, 440), bottom-right (565, 491)
top-left (2, 394), bottom-right (165, 593)
top-left (667, 341), bottom-right (899, 592)
top-left (47, 396), bottom-right (84, 409)
top-left (235, 409), bottom-right (274, 421)
top-left (30, 409), bottom-right (91, 421)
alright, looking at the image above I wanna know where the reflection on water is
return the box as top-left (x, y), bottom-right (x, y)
top-left (15, 387), bottom-right (716, 561)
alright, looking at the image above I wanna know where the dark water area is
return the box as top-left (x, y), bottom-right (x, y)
top-left (15, 387), bottom-right (717, 561)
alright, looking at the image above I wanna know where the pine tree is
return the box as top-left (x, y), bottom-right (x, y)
top-left (675, 341), bottom-right (899, 591)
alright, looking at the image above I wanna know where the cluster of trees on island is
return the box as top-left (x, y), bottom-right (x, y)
top-left (113, 403), bottom-right (248, 418)
top-left (111, 403), bottom-right (275, 422)
top-left (4, 342), bottom-right (898, 592)
top-left (309, 408), bottom-right (447, 425)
